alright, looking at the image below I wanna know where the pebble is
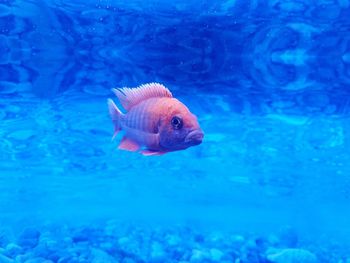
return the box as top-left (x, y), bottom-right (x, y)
top-left (99, 242), bottom-right (114, 253)
top-left (267, 248), bottom-right (317, 263)
top-left (15, 252), bottom-right (34, 263)
top-left (5, 243), bottom-right (22, 257)
top-left (90, 248), bottom-right (115, 263)
top-left (24, 259), bottom-right (51, 263)
top-left (190, 249), bottom-right (210, 262)
top-left (150, 242), bottom-right (166, 262)
top-left (72, 228), bottom-right (92, 243)
top-left (17, 228), bottom-right (40, 249)
top-left (210, 248), bottom-right (224, 261)
top-left (0, 223), bottom-right (344, 262)
top-left (165, 234), bottom-right (181, 246)
top-left (231, 235), bottom-right (245, 246)
top-left (57, 257), bottom-right (76, 263)
top-left (20, 228), bottom-right (40, 240)
top-left (279, 226), bottom-right (298, 247)
top-left (0, 229), bottom-right (12, 247)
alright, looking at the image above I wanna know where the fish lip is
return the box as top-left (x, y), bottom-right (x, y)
top-left (185, 129), bottom-right (204, 144)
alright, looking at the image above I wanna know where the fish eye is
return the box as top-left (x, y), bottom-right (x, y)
top-left (171, 116), bottom-right (183, 130)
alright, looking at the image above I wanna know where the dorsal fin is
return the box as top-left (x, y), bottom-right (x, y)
top-left (112, 83), bottom-right (173, 111)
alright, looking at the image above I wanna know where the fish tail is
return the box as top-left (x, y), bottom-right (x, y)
top-left (107, 99), bottom-right (122, 139)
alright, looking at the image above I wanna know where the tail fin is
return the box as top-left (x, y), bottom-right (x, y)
top-left (107, 99), bottom-right (122, 139)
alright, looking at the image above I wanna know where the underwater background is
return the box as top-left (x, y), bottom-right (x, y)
top-left (1, 0), bottom-right (350, 262)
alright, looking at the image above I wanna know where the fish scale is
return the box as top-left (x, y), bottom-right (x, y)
top-left (137, 100), bottom-right (146, 131)
top-left (140, 100), bottom-right (148, 132)
top-left (127, 98), bottom-right (158, 133)
top-left (127, 99), bottom-right (148, 132)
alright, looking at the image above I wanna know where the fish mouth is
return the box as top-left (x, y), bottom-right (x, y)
top-left (185, 129), bottom-right (204, 145)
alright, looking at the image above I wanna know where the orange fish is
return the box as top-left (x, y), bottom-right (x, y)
top-left (107, 83), bottom-right (204, 156)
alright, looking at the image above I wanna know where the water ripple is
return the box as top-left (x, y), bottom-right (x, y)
top-left (1, 0), bottom-right (350, 115)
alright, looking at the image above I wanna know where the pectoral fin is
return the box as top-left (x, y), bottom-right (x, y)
top-left (118, 136), bottom-right (140, 152)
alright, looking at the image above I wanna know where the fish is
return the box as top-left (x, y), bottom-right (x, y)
top-left (107, 82), bottom-right (204, 156)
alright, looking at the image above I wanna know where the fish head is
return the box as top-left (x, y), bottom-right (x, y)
top-left (158, 99), bottom-right (204, 151)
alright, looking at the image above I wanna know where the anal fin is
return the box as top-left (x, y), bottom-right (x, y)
top-left (118, 136), bottom-right (140, 152)
top-left (141, 150), bottom-right (167, 156)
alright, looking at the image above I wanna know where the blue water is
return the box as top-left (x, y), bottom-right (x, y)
top-left (1, 0), bottom-right (350, 262)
